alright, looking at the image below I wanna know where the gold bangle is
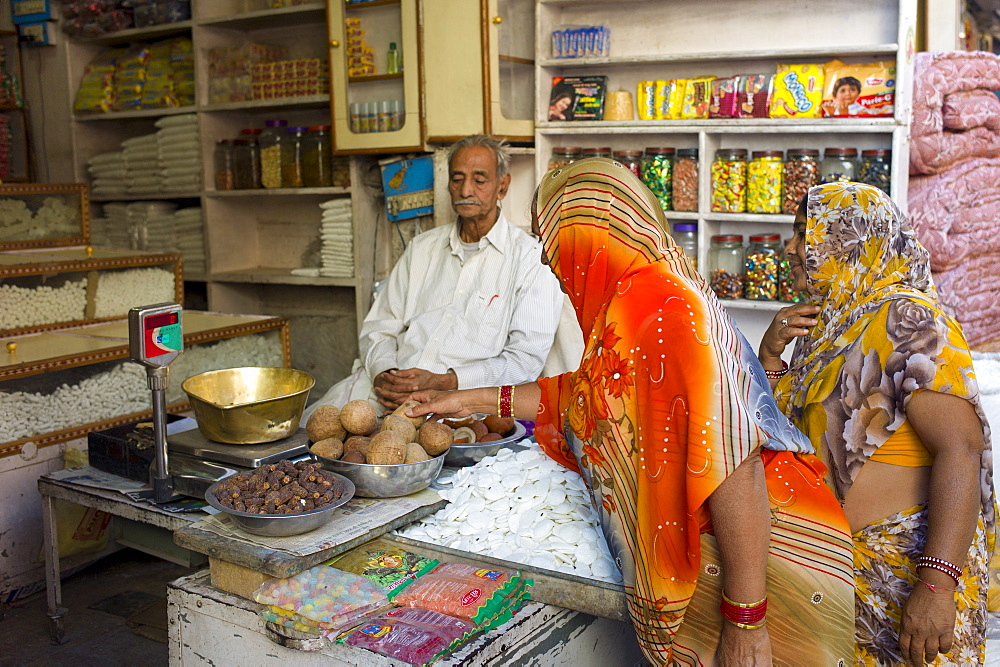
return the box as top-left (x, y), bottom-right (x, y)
top-left (726, 618), bottom-right (767, 630)
top-left (496, 386), bottom-right (502, 417)
top-left (722, 592), bottom-right (767, 609)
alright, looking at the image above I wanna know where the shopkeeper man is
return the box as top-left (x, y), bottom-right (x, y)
top-left (305, 134), bottom-right (564, 414)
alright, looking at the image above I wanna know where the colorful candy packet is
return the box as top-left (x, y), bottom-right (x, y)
top-left (392, 562), bottom-right (523, 623)
top-left (326, 538), bottom-right (439, 598)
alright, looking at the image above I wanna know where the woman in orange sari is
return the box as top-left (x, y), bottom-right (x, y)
top-left (409, 158), bottom-right (854, 664)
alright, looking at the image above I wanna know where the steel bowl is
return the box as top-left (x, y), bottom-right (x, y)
top-left (444, 418), bottom-right (528, 467)
top-left (181, 367), bottom-right (315, 444)
top-left (203, 472), bottom-right (355, 537)
top-left (315, 453), bottom-right (445, 498)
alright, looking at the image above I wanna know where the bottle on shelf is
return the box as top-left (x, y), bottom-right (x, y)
top-left (672, 148), bottom-right (699, 212)
top-left (259, 119), bottom-right (288, 189)
top-left (214, 139), bottom-right (235, 191)
top-left (282, 126), bottom-right (308, 188)
top-left (671, 222), bottom-right (698, 270)
top-left (386, 42), bottom-right (401, 75)
top-left (708, 234), bottom-right (744, 299)
top-left (743, 233), bottom-right (782, 300)
top-left (233, 129), bottom-right (262, 190)
top-left (302, 125), bottom-right (333, 188)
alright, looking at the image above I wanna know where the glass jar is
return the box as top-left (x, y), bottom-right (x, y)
top-left (708, 234), bottom-right (744, 299)
top-left (821, 147), bottom-right (858, 184)
top-left (711, 148), bottom-right (748, 213)
top-left (671, 222), bottom-right (698, 270)
top-left (548, 146), bottom-right (582, 170)
top-left (743, 233), bottom-right (782, 300)
top-left (858, 149), bottom-right (891, 193)
top-left (301, 125), bottom-right (332, 187)
top-left (672, 148), bottom-right (699, 212)
top-left (746, 150), bottom-right (783, 214)
top-left (259, 119), bottom-right (287, 188)
top-left (281, 126), bottom-right (307, 188)
top-left (613, 149), bottom-right (643, 177)
top-left (641, 147), bottom-right (674, 211)
top-left (582, 147), bottom-right (612, 159)
top-left (782, 148), bottom-right (820, 214)
top-left (778, 239), bottom-right (809, 303)
top-left (233, 130), bottom-right (261, 189)
top-left (213, 139), bottom-right (234, 191)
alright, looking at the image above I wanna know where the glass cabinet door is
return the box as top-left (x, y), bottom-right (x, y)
top-left (487, 0), bottom-right (534, 139)
top-left (328, 0), bottom-right (422, 152)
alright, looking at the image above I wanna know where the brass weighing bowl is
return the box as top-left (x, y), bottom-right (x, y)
top-left (181, 367), bottom-right (315, 444)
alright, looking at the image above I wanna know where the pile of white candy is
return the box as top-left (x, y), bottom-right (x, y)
top-left (0, 278), bottom-right (87, 330)
top-left (396, 447), bottom-right (623, 584)
top-left (0, 196), bottom-right (80, 241)
top-left (93, 267), bottom-right (175, 318)
top-left (0, 333), bottom-right (283, 443)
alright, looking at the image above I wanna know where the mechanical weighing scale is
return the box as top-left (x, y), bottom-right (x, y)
top-left (126, 303), bottom-right (311, 501)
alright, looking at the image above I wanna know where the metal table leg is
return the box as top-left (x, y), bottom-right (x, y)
top-left (41, 492), bottom-right (68, 644)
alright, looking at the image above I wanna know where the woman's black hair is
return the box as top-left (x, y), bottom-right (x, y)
top-left (796, 192), bottom-right (809, 219)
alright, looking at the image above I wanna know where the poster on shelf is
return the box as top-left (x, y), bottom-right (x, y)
top-left (548, 76), bottom-right (607, 121)
top-left (380, 155), bottom-right (434, 223)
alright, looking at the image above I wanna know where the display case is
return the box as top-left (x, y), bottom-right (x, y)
top-left (0, 247), bottom-right (183, 336)
top-left (0, 183), bottom-right (90, 250)
top-left (0, 311), bottom-right (290, 458)
top-left (327, 0), bottom-right (423, 152)
top-left (422, 0), bottom-right (535, 142)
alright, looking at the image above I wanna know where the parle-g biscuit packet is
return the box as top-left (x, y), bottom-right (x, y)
top-left (769, 63), bottom-right (825, 118)
top-left (820, 60), bottom-right (896, 117)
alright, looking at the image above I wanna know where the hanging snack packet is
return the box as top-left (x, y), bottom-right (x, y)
top-left (392, 562), bottom-right (522, 623)
top-left (254, 565), bottom-right (390, 633)
top-left (327, 538), bottom-right (439, 598)
top-left (680, 76), bottom-right (715, 119)
top-left (769, 63), bottom-right (824, 118)
top-left (820, 60), bottom-right (895, 117)
top-left (709, 76), bottom-right (740, 118)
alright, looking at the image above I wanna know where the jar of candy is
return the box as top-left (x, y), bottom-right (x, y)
top-left (708, 234), bottom-right (744, 299)
top-left (613, 149), bottom-right (643, 177)
top-left (233, 130), bottom-right (262, 190)
top-left (671, 222), bottom-right (698, 270)
top-left (711, 148), bottom-right (748, 213)
top-left (548, 146), bottom-right (582, 170)
top-left (213, 139), bottom-right (234, 191)
top-left (782, 148), bottom-right (820, 214)
top-left (672, 148), bottom-right (699, 212)
top-left (302, 125), bottom-right (332, 187)
top-left (281, 126), bottom-right (307, 188)
top-left (858, 149), bottom-right (891, 193)
top-left (641, 147), bottom-right (674, 211)
top-left (743, 233), bottom-right (782, 300)
top-left (746, 151), bottom-right (783, 214)
top-left (821, 147), bottom-right (858, 184)
top-left (582, 147), bottom-right (613, 159)
top-left (259, 119), bottom-right (287, 188)
top-left (778, 239), bottom-right (809, 303)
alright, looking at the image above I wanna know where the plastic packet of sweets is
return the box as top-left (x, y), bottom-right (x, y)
top-left (769, 64), bottom-right (824, 118)
top-left (392, 562), bottom-right (521, 623)
top-left (709, 76), bottom-right (740, 118)
top-left (637, 80), bottom-right (657, 120)
top-left (737, 74), bottom-right (774, 118)
top-left (820, 59), bottom-right (895, 117)
top-left (658, 80), bottom-right (685, 119)
top-left (253, 565), bottom-right (390, 630)
top-left (344, 607), bottom-right (472, 666)
top-left (680, 76), bottom-right (715, 119)
top-left (327, 538), bottom-right (439, 598)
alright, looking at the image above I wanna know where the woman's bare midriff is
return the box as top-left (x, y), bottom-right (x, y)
top-left (842, 460), bottom-right (932, 534)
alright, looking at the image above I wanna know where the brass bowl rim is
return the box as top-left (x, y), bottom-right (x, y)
top-left (181, 366), bottom-right (316, 410)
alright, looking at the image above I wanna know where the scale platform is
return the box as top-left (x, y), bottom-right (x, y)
top-left (167, 427), bottom-right (312, 469)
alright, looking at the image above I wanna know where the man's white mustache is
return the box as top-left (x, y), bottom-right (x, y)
top-left (455, 199), bottom-right (481, 206)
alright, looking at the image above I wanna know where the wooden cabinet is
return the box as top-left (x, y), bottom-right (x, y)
top-left (535, 0), bottom-right (916, 342)
top-left (326, 0), bottom-right (423, 152)
top-left (423, 0), bottom-right (535, 142)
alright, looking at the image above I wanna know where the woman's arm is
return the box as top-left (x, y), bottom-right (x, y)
top-left (407, 382), bottom-right (542, 422)
top-left (757, 304), bottom-right (819, 388)
top-left (709, 450), bottom-right (773, 664)
top-left (898, 389), bottom-right (985, 666)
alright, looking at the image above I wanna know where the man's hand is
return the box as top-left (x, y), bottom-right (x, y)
top-left (372, 368), bottom-right (458, 410)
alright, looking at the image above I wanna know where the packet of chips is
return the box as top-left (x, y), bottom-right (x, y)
top-left (737, 74), bottom-right (774, 118)
top-left (680, 76), bottom-right (715, 119)
top-left (820, 60), bottom-right (896, 117)
top-left (327, 538), bottom-right (439, 598)
top-left (392, 562), bottom-right (522, 623)
top-left (656, 79), bottom-right (685, 119)
top-left (709, 76), bottom-right (740, 118)
top-left (769, 63), bottom-right (824, 118)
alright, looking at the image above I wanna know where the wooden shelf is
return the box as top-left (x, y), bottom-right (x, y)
top-left (205, 187), bottom-right (350, 198)
top-left (348, 73), bottom-right (404, 84)
top-left (74, 106), bottom-right (197, 122)
top-left (702, 212), bottom-right (795, 224)
top-left (197, 3), bottom-right (326, 30)
top-left (200, 95), bottom-right (331, 112)
top-left (209, 269), bottom-right (356, 287)
top-left (72, 20), bottom-right (194, 47)
top-left (538, 44), bottom-right (899, 68)
top-left (91, 192), bottom-right (202, 202)
top-left (537, 119), bottom-right (899, 134)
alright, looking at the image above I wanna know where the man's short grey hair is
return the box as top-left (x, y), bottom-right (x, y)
top-left (447, 135), bottom-right (511, 179)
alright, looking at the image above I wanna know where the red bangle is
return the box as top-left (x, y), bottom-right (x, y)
top-left (918, 556), bottom-right (962, 580)
top-left (763, 360), bottom-right (788, 379)
top-left (498, 385), bottom-right (514, 418)
top-left (720, 593), bottom-right (767, 629)
top-left (917, 563), bottom-right (960, 587)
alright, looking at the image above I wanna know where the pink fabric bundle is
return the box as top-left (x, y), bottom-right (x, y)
top-left (933, 256), bottom-right (1000, 346)
top-left (909, 51), bottom-right (1000, 176)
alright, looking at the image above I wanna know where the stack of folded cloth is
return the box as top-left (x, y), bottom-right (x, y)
top-left (157, 114), bottom-right (201, 194)
top-left (318, 198), bottom-right (353, 278)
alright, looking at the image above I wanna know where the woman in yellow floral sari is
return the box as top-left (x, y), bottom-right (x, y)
top-left (411, 158), bottom-right (855, 665)
top-left (760, 181), bottom-right (995, 665)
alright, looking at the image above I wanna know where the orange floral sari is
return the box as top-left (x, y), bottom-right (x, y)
top-left (533, 158), bottom-right (854, 665)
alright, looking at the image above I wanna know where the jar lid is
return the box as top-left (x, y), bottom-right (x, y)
top-left (673, 223), bottom-right (698, 232)
top-left (554, 147), bottom-right (582, 155)
top-left (644, 147), bottom-right (676, 155)
top-left (307, 125), bottom-right (332, 131)
top-left (265, 119), bottom-right (288, 127)
top-left (861, 149), bottom-right (891, 157)
top-left (286, 126), bottom-right (309, 132)
top-left (715, 148), bottom-right (748, 159)
top-left (749, 234), bottom-right (781, 242)
top-left (240, 128), bottom-right (262, 135)
top-left (582, 147), bottom-right (610, 156)
top-left (613, 149), bottom-right (643, 157)
top-left (676, 148), bottom-right (698, 157)
top-left (787, 148), bottom-right (820, 157)
top-left (824, 147), bottom-right (858, 157)
top-left (712, 234), bottom-right (743, 243)
top-left (752, 150), bottom-right (783, 159)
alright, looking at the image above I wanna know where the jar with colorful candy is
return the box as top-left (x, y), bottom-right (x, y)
top-left (743, 233), bottom-right (782, 300)
top-left (711, 148), bottom-right (748, 213)
top-left (746, 151), bottom-right (783, 213)
top-left (782, 149), bottom-right (820, 214)
top-left (820, 147), bottom-right (858, 184)
top-left (778, 240), bottom-right (809, 303)
top-left (672, 148), bottom-right (699, 212)
top-left (708, 234), bottom-right (744, 299)
top-left (548, 146), bottom-right (582, 170)
top-left (641, 147), bottom-right (674, 211)
top-left (858, 149), bottom-right (891, 193)
top-left (613, 149), bottom-right (643, 178)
